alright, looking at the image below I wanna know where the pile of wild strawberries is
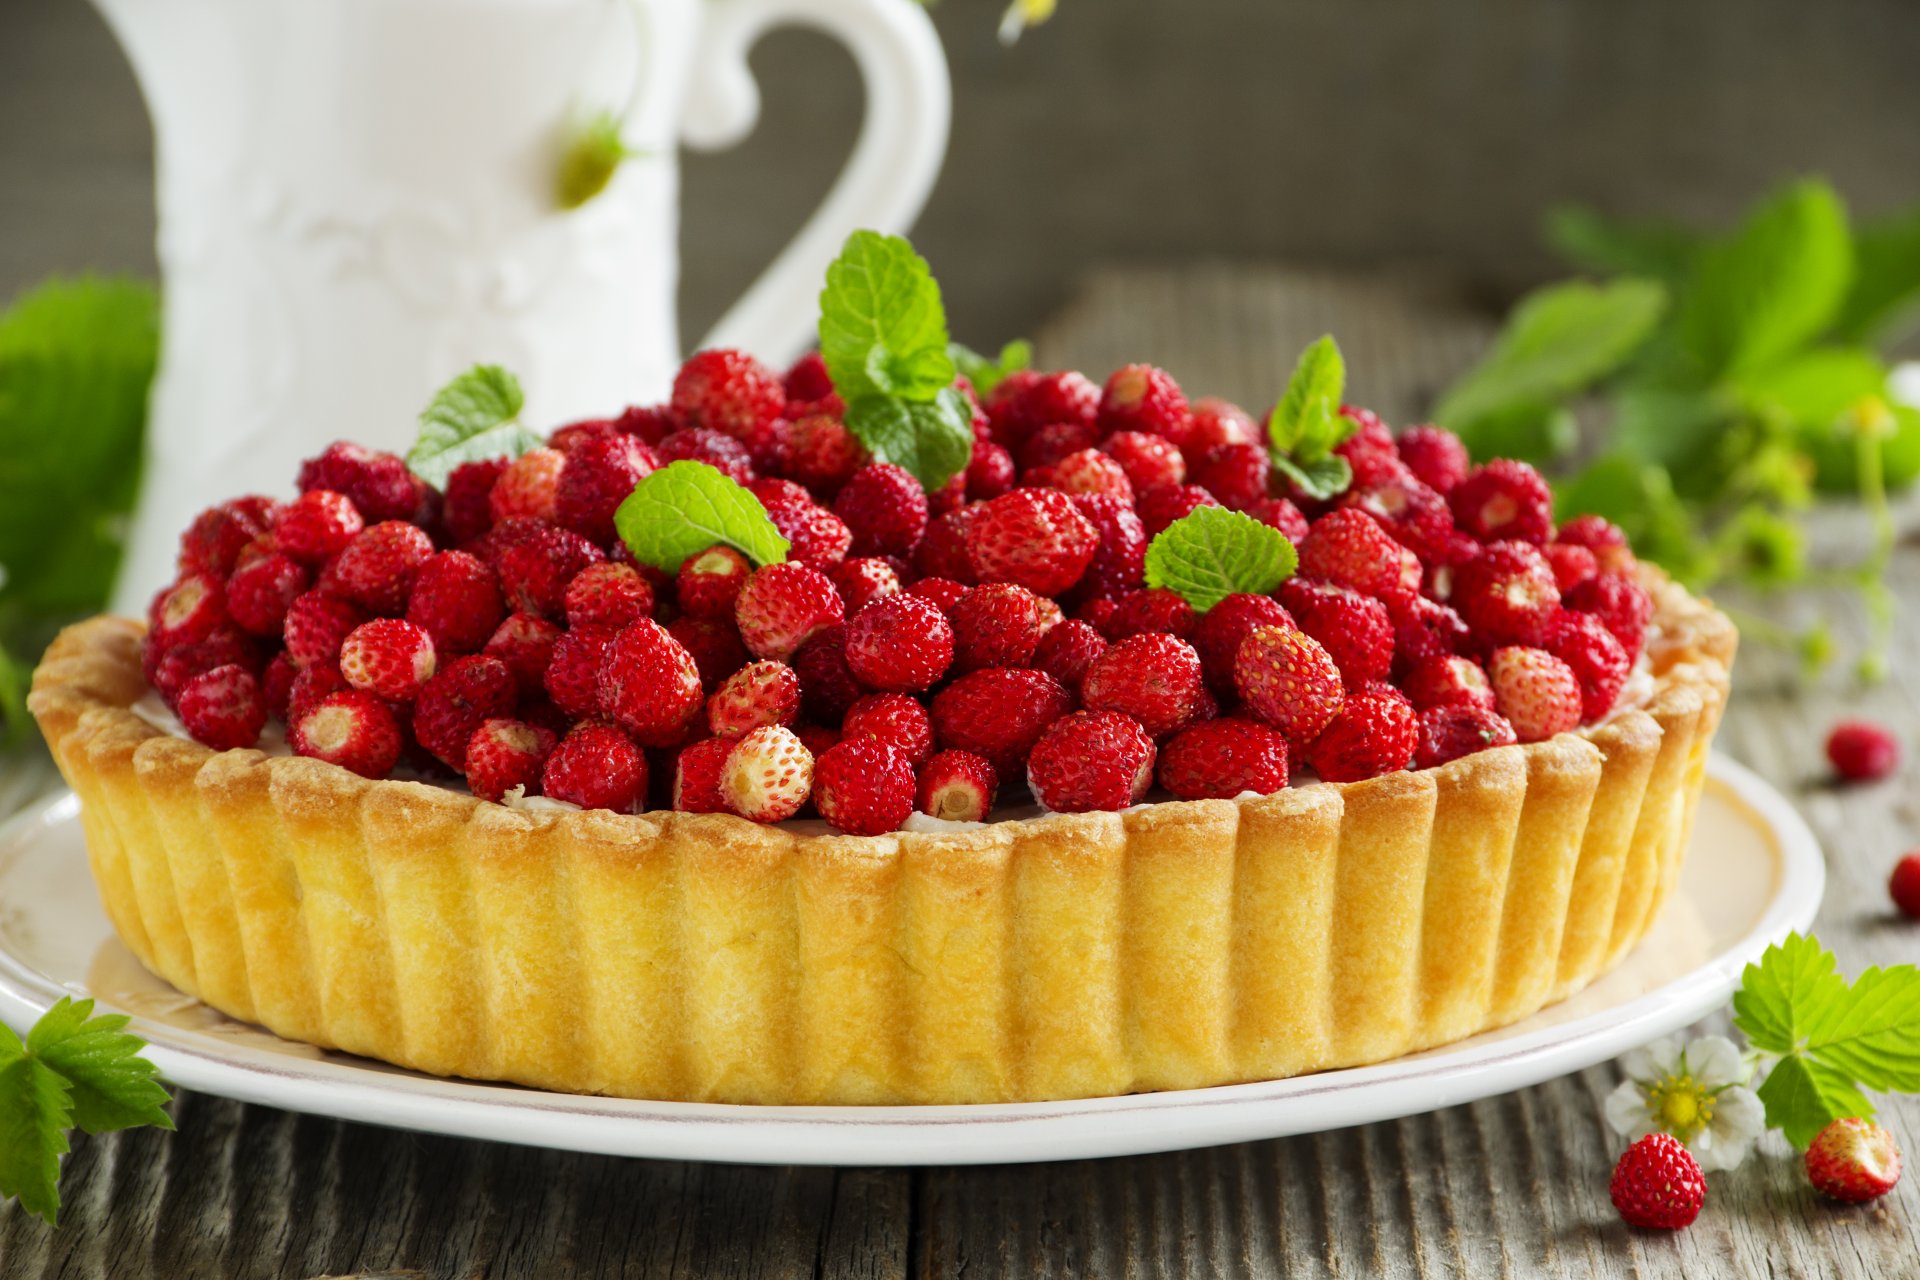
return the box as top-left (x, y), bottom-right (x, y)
top-left (139, 349), bottom-right (1654, 835)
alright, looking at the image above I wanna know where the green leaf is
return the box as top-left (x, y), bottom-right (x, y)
top-left (1433, 278), bottom-right (1666, 436)
top-left (0, 1025), bottom-right (73, 1226)
top-left (1610, 386), bottom-right (1729, 471)
top-left (1267, 336), bottom-right (1347, 462)
top-left (949, 339), bottom-right (1032, 399)
top-left (1800, 962), bottom-right (1920, 1094)
top-left (1269, 452), bottom-right (1353, 502)
top-left (843, 388), bottom-right (975, 493)
top-left (1678, 178), bottom-right (1853, 378)
top-left (555, 111), bottom-right (636, 211)
top-left (819, 230), bottom-right (954, 403)
top-left (1831, 207), bottom-right (1920, 345)
top-left (1452, 402), bottom-right (1578, 465)
top-left (406, 365), bottom-right (539, 490)
top-left (1733, 932), bottom-right (1847, 1055)
top-left (1142, 505), bottom-right (1298, 613)
top-left (1755, 1052), bottom-right (1875, 1151)
top-left (1737, 347), bottom-right (1888, 429)
top-left (1804, 404), bottom-right (1920, 493)
top-left (25, 998), bottom-right (173, 1136)
top-left (614, 460), bottom-right (790, 574)
top-left (1545, 205), bottom-right (1704, 284)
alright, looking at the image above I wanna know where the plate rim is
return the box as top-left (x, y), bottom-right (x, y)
top-left (0, 753), bottom-right (1824, 1166)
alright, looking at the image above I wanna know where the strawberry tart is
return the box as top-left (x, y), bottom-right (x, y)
top-left (30, 242), bottom-right (1733, 1105)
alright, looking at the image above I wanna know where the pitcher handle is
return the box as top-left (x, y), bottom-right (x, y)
top-left (681, 0), bottom-right (950, 365)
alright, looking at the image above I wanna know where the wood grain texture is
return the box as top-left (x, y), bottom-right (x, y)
top-left (1, 268), bottom-right (1914, 1278)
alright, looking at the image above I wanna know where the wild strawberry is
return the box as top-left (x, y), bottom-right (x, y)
top-left (1610, 1133), bottom-right (1704, 1230)
top-left (273, 491), bottom-right (363, 566)
top-left (543, 720), bottom-right (648, 813)
top-left (291, 690), bottom-right (403, 779)
top-left (226, 553), bottom-right (309, 637)
top-left (261, 651), bottom-right (298, 720)
top-left (786, 623), bottom-right (860, 723)
top-left (1489, 646), bottom-right (1582, 742)
top-left (441, 457), bottom-right (506, 544)
top-left (1075, 596), bottom-right (1120, 633)
top-left (411, 654), bottom-right (517, 769)
top-left (547, 418), bottom-right (619, 454)
top-left (176, 664), bottom-right (267, 750)
top-left (965, 488), bottom-right (1098, 596)
top-left (720, 724), bottom-right (814, 822)
top-left (1027, 710), bottom-right (1156, 813)
top-left (286, 663), bottom-right (349, 726)
top-left (1184, 398), bottom-right (1260, 456)
top-left (1033, 618), bottom-right (1109, 689)
top-left (544, 623), bottom-right (619, 717)
top-left (555, 432), bottom-right (655, 544)
top-left (930, 668), bottom-right (1074, 775)
top-left (1387, 592), bottom-right (1470, 670)
top-left (906, 576), bottom-right (967, 613)
top-left (1403, 653), bottom-right (1495, 712)
top-left (330, 521), bottom-right (436, 615)
top-left (1414, 703), bottom-right (1518, 769)
top-left (1070, 493), bottom-right (1148, 602)
top-left (483, 612), bottom-right (562, 694)
top-left (833, 463), bottom-right (928, 557)
top-left (339, 618), bottom-right (436, 701)
top-left (1299, 509), bottom-right (1421, 597)
top-left (1543, 609), bottom-right (1630, 722)
top-left (671, 348), bottom-right (785, 455)
top-left (1395, 425), bottom-right (1470, 494)
top-left (597, 619), bottom-right (705, 746)
top-left (1341, 464), bottom-right (1455, 564)
top-left (464, 718), bottom-right (557, 802)
top-left (672, 736), bottom-right (733, 812)
top-left (667, 615), bottom-right (749, 693)
top-left (1018, 422), bottom-right (1101, 475)
top-left (812, 739), bottom-right (915, 835)
top-left (913, 507), bottom-right (977, 582)
top-left (150, 573), bottom-right (228, 649)
top-left (915, 749), bottom-right (998, 822)
top-left (1450, 459), bottom-right (1554, 545)
top-left (1451, 541), bottom-right (1562, 646)
top-left (1157, 718), bottom-right (1289, 800)
top-left (178, 500), bottom-right (274, 577)
top-left (283, 591), bottom-right (366, 669)
top-left (1805, 1117), bottom-right (1903, 1202)
top-left (827, 557), bottom-right (902, 615)
top-left (399, 549), bottom-right (504, 657)
top-left (836, 592), bottom-right (952, 694)
top-left (990, 369), bottom-right (1099, 445)
top-left (1081, 632), bottom-right (1206, 738)
top-left (557, 561), bottom-right (650, 630)
top-left (488, 447), bottom-right (566, 523)
top-left (1102, 430), bottom-right (1185, 492)
top-left (966, 439), bottom-right (1016, 501)
top-left (1890, 851), bottom-right (1920, 918)
top-left (1134, 484), bottom-right (1221, 539)
top-left (706, 660), bottom-right (802, 737)
top-left (1097, 364), bottom-right (1189, 440)
top-left (485, 518), bottom-right (604, 618)
top-left (1194, 593), bottom-right (1294, 696)
top-left (735, 561), bottom-right (844, 661)
top-left (1827, 719), bottom-right (1900, 782)
top-left (1564, 571), bottom-right (1654, 658)
top-left (784, 350), bottom-right (835, 402)
top-left (1190, 442), bottom-right (1270, 511)
top-left (1047, 448), bottom-right (1134, 504)
top-left (1335, 407), bottom-right (1398, 472)
top-left (764, 496), bottom-right (853, 568)
top-left (779, 413), bottom-right (864, 495)
top-left (1245, 496), bottom-right (1311, 544)
top-left (839, 691), bottom-right (934, 767)
top-left (936, 583), bottom-right (1040, 673)
top-left (655, 428), bottom-right (757, 484)
top-left (1536, 541), bottom-right (1596, 595)
top-left (1305, 683), bottom-right (1416, 782)
top-left (676, 545), bottom-right (753, 621)
top-left (1555, 513), bottom-right (1629, 555)
top-left (1278, 578), bottom-right (1394, 686)
top-left (148, 627), bottom-right (261, 706)
top-left (1233, 625), bottom-right (1345, 749)
top-left (297, 442), bottom-right (418, 523)
top-left (1106, 588), bottom-right (1198, 641)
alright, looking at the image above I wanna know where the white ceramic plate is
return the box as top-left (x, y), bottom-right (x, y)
top-left (0, 755), bottom-right (1822, 1166)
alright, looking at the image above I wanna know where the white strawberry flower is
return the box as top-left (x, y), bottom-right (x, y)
top-left (1605, 1034), bottom-right (1765, 1171)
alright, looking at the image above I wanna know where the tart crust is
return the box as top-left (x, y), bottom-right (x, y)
top-left (29, 568), bottom-right (1734, 1105)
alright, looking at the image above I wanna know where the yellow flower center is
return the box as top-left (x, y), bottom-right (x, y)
top-left (1646, 1073), bottom-right (1715, 1142)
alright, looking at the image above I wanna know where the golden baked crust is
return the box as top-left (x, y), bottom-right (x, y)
top-left (29, 567), bottom-right (1734, 1105)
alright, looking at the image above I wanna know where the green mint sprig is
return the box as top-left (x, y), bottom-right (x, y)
top-left (1732, 932), bottom-right (1920, 1149)
top-left (0, 998), bottom-right (174, 1225)
top-left (949, 339), bottom-right (1032, 400)
top-left (1266, 336), bottom-right (1356, 500)
top-left (1143, 506), bottom-right (1298, 613)
top-left (406, 365), bottom-right (541, 490)
top-left (819, 231), bottom-right (974, 492)
top-left (614, 460), bottom-right (790, 573)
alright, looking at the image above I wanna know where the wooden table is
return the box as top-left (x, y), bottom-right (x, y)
top-left (2, 268), bottom-right (1914, 1279)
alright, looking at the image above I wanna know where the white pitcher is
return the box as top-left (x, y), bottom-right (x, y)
top-left (98, 0), bottom-right (949, 610)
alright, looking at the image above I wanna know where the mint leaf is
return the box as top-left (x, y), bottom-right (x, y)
top-left (1143, 505), bottom-right (1298, 612)
top-left (26, 997), bottom-right (173, 1136)
top-left (1679, 178), bottom-right (1852, 378)
top-left (950, 339), bottom-right (1032, 399)
top-left (843, 388), bottom-right (974, 493)
top-left (1269, 452), bottom-right (1352, 503)
top-left (1733, 932), bottom-right (1846, 1054)
top-left (614, 460), bottom-right (790, 573)
top-left (0, 1024), bottom-right (72, 1226)
top-left (1756, 1052), bottom-right (1875, 1151)
top-left (555, 111), bottom-right (635, 211)
top-left (1832, 207), bottom-right (1920, 344)
top-left (406, 365), bottom-right (539, 489)
top-left (1434, 278), bottom-right (1665, 440)
top-left (819, 230), bottom-right (954, 403)
top-left (1268, 336), bottom-right (1347, 461)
